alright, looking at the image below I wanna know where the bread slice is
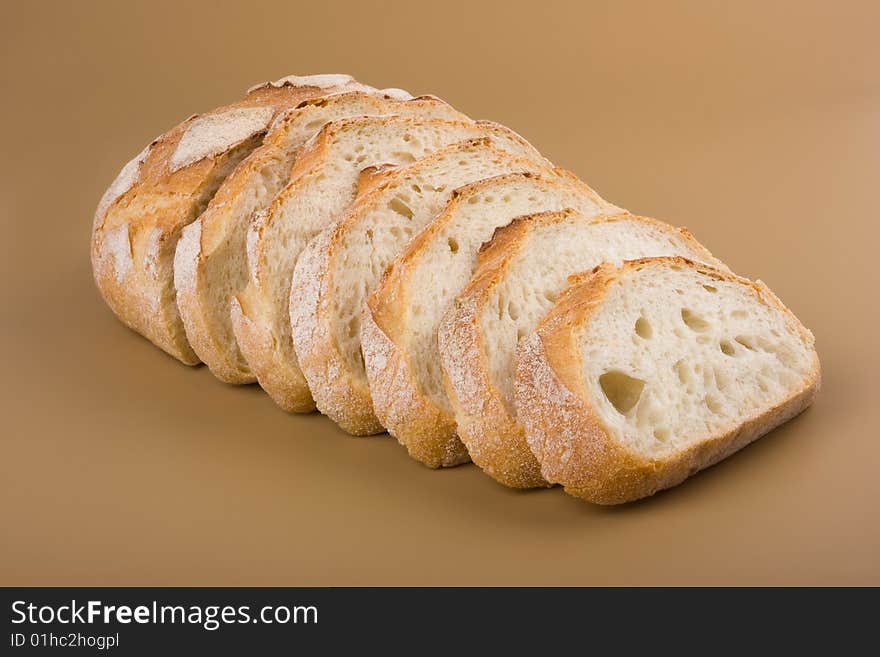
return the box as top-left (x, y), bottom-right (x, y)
top-left (92, 73), bottom-right (373, 364)
top-left (438, 209), bottom-right (728, 487)
top-left (515, 257), bottom-right (821, 504)
top-left (230, 116), bottom-right (546, 412)
top-left (362, 173), bottom-right (622, 468)
top-left (175, 97), bottom-right (468, 384)
top-left (290, 139), bottom-right (553, 436)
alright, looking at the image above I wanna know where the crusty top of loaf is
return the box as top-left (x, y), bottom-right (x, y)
top-left (95, 74), bottom-right (369, 232)
top-left (246, 73), bottom-right (363, 93)
top-left (169, 106), bottom-right (276, 172)
top-left (93, 143), bottom-right (153, 229)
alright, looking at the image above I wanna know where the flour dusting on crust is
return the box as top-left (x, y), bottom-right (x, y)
top-left (103, 222), bottom-right (133, 283)
top-left (514, 332), bottom-right (581, 470)
top-left (438, 296), bottom-right (490, 417)
top-left (173, 220), bottom-right (201, 295)
top-left (143, 226), bottom-right (164, 279)
top-left (246, 73), bottom-right (362, 94)
top-left (245, 210), bottom-right (268, 285)
top-left (289, 227), bottom-right (333, 363)
top-left (170, 107), bottom-right (274, 172)
top-left (94, 143), bottom-right (152, 227)
top-left (379, 88), bottom-right (413, 100)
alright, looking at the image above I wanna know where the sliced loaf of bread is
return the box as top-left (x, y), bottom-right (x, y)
top-left (291, 139), bottom-right (553, 436)
top-left (362, 173), bottom-right (622, 468)
top-left (438, 209), bottom-right (727, 487)
top-left (232, 116), bottom-right (546, 412)
top-left (515, 257), bottom-right (820, 504)
top-left (176, 100), bottom-right (468, 384)
top-left (93, 74), bottom-right (372, 364)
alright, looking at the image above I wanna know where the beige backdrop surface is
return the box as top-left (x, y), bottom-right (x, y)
top-left (1, 0), bottom-right (877, 585)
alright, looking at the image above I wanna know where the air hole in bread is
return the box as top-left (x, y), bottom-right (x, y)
top-left (389, 197), bottom-right (413, 220)
top-left (653, 428), bottom-right (670, 443)
top-left (366, 229), bottom-right (374, 241)
top-left (714, 366), bottom-right (730, 391)
top-left (483, 195), bottom-right (495, 203)
top-left (411, 184), bottom-right (421, 193)
top-left (599, 371), bottom-right (645, 415)
top-left (447, 237), bottom-right (459, 253)
top-left (674, 360), bottom-right (691, 385)
top-left (719, 340), bottom-right (735, 356)
top-left (731, 310), bottom-right (748, 319)
top-left (702, 365), bottom-right (714, 389)
top-left (507, 302), bottom-right (519, 321)
top-left (703, 284), bottom-right (718, 293)
top-left (635, 316), bottom-right (653, 339)
top-left (735, 335), bottom-right (756, 351)
top-left (468, 196), bottom-right (480, 205)
top-left (704, 394), bottom-right (722, 414)
top-left (681, 308), bottom-right (710, 332)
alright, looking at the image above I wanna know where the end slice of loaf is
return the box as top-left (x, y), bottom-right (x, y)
top-left (438, 209), bottom-right (727, 488)
top-left (92, 73), bottom-right (372, 364)
top-left (362, 173), bottom-right (622, 468)
top-left (176, 98), bottom-right (468, 385)
top-left (515, 256), bottom-right (820, 504)
top-left (233, 116), bottom-right (545, 413)
top-left (290, 138), bottom-right (552, 437)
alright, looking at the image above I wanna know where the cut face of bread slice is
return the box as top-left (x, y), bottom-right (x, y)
top-left (290, 139), bottom-right (553, 437)
top-left (92, 74), bottom-right (373, 364)
top-left (362, 173), bottom-right (622, 468)
top-left (515, 257), bottom-right (820, 504)
top-left (230, 116), bottom-right (546, 412)
top-left (438, 209), bottom-right (728, 488)
top-left (175, 97), bottom-right (467, 384)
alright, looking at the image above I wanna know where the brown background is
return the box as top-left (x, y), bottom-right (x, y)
top-left (1, 1), bottom-right (878, 585)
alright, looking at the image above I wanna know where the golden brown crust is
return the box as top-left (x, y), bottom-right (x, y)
top-left (289, 224), bottom-right (383, 433)
top-left (440, 211), bottom-right (728, 489)
top-left (515, 257), bottom-right (821, 504)
top-left (92, 76), bottom-right (369, 366)
top-left (230, 293), bottom-right (316, 413)
top-left (437, 211), bottom-right (568, 488)
top-left (361, 307), bottom-right (469, 465)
